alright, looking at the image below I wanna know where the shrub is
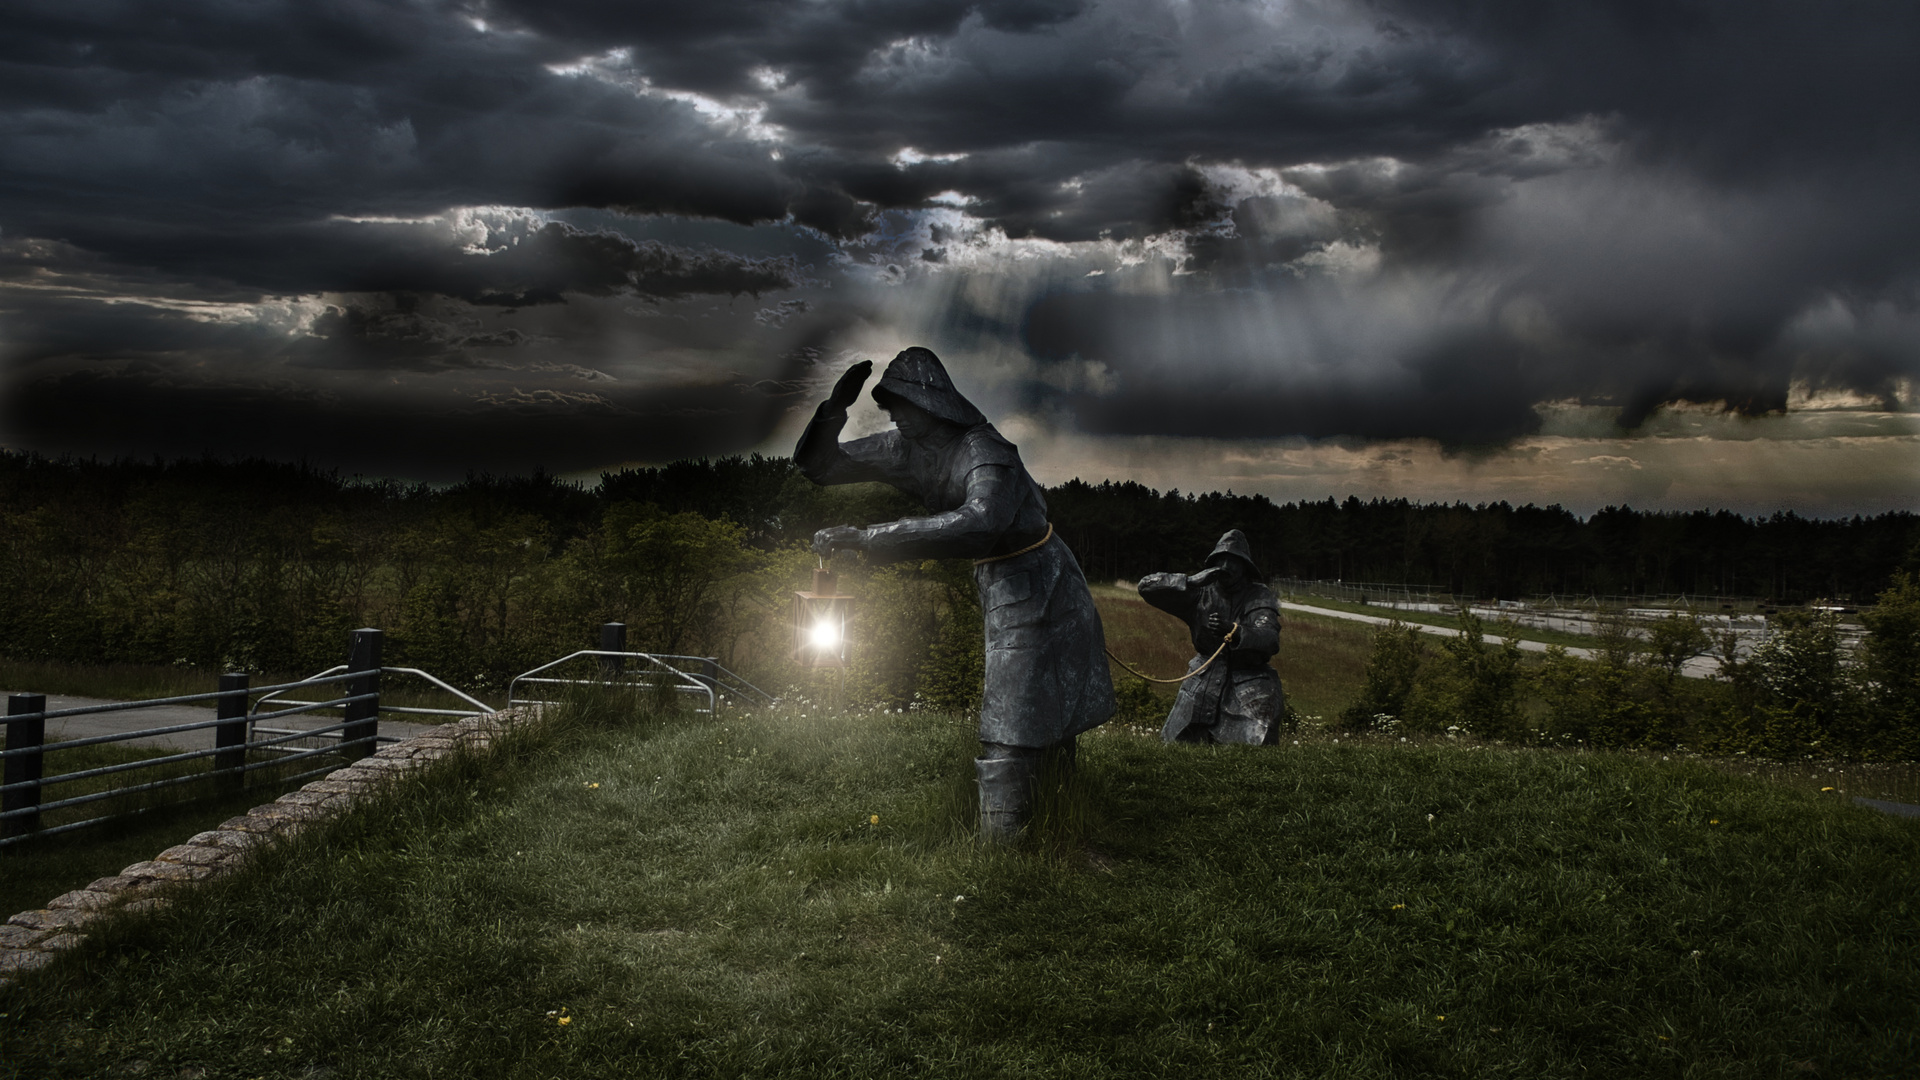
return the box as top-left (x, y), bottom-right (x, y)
top-left (1859, 572), bottom-right (1920, 759)
top-left (1403, 607), bottom-right (1527, 739)
top-left (1338, 620), bottom-right (1425, 733)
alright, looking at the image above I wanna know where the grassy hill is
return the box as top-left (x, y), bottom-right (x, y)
top-left (3, 699), bottom-right (1917, 1079)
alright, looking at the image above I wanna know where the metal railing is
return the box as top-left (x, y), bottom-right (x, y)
top-left (0, 627), bottom-right (492, 848)
top-left (2, 668), bottom-right (380, 847)
top-left (249, 663), bottom-right (491, 751)
top-left (507, 623), bottom-right (776, 712)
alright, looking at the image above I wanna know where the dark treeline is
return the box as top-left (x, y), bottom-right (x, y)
top-left (3, 451), bottom-right (1915, 692)
top-left (1050, 481), bottom-right (1919, 602)
top-left (587, 460), bottom-right (1918, 603)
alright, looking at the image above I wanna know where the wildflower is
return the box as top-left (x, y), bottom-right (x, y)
top-left (1391, 903), bottom-right (1406, 910)
top-left (558, 1016), bottom-right (571, 1026)
top-left (953, 894), bottom-right (966, 903)
top-left (584, 782), bottom-right (599, 789)
top-left (1436, 1015), bottom-right (1446, 1021)
top-left (1709, 819), bottom-right (1719, 825)
top-left (1821, 786), bottom-right (1835, 792)
top-left (870, 814), bottom-right (880, 825)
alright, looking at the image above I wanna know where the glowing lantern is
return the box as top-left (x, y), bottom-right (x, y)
top-left (794, 566), bottom-right (854, 669)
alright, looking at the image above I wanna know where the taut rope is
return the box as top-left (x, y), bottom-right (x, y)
top-left (973, 525), bottom-right (1234, 685)
top-left (1107, 622), bottom-right (1239, 684)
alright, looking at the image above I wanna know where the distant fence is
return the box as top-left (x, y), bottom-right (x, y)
top-left (1276, 579), bottom-right (1787, 614)
top-left (1274, 579), bottom-right (1455, 606)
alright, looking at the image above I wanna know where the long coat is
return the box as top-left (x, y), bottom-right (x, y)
top-left (1138, 573), bottom-right (1284, 744)
top-left (797, 416), bottom-right (1114, 749)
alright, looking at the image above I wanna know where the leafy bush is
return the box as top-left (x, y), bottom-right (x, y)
top-left (1860, 572), bottom-right (1920, 760)
top-left (1406, 607), bottom-right (1527, 739)
top-left (1338, 620), bottom-right (1425, 733)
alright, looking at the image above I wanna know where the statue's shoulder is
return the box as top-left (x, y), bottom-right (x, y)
top-left (1243, 583), bottom-right (1281, 610)
top-left (959, 424), bottom-right (1022, 469)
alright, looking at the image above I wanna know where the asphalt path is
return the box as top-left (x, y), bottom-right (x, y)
top-left (2, 692), bottom-right (442, 751)
top-left (1279, 602), bottom-right (1725, 680)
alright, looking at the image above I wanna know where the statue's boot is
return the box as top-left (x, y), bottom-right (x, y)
top-left (976, 754), bottom-right (1034, 842)
top-left (975, 739), bottom-right (1077, 842)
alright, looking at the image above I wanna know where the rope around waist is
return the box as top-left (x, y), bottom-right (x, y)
top-left (973, 522), bottom-right (1054, 566)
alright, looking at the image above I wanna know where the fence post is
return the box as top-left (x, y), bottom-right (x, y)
top-left (3, 693), bottom-right (46, 839)
top-left (599, 622), bottom-right (627, 678)
top-left (214, 672), bottom-right (250, 790)
top-left (342, 629), bottom-right (383, 761)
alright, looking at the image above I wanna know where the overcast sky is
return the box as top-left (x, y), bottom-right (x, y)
top-left (2, 0), bottom-right (1916, 514)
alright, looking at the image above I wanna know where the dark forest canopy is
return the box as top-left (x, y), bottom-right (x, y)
top-left (3, 450), bottom-right (1915, 604)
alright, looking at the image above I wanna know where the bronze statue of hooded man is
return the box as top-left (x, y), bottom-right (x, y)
top-left (1138, 530), bottom-right (1285, 745)
top-left (797, 347), bottom-right (1115, 839)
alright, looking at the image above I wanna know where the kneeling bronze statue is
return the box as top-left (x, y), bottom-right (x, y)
top-left (1138, 530), bottom-right (1285, 745)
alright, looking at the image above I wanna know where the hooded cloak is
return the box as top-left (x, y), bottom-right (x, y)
top-left (796, 347), bottom-right (1115, 747)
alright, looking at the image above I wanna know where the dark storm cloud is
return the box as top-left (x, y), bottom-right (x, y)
top-left (2, 0), bottom-right (1917, 465)
top-left (1, 361), bottom-right (794, 479)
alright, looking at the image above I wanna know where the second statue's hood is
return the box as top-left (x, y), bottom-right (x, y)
top-left (871, 347), bottom-right (988, 428)
top-left (1204, 529), bottom-right (1264, 582)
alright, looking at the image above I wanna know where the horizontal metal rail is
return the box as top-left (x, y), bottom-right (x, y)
top-left (0, 745), bottom-right (360, 848)
top-left (0, 644), bottom-right (493, 848)
top-left (0, 739), bottom-right (375, 846)
top-left (0, 708), bottom-right (378, 798)
top-left (0, 670), bottom-right (378, 728)
top-left (508, 650), bottom-right (717, 714)
top-left (1, 692), bottom-right (377, 759)
top-left (1, 734), bottom-right (376, 822)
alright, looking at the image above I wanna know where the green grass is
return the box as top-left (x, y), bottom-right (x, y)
top-left (4, 697), bottom-right (1916, 1079)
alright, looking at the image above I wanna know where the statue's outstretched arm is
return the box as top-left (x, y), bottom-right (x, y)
top-left (823, 463), bottom-right (1024, 562)
top-left (1137, 572), bottom-right (1200, 621)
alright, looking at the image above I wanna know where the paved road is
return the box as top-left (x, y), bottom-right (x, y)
top-left (3, 692), bottom-right (443, 751)
top-left (1280, 602), bottom-right (1725, 680)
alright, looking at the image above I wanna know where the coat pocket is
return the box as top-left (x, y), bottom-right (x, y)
top-left (986, 570), bottom-right (1032, 610)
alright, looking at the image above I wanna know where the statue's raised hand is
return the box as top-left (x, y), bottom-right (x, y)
top-left (825, 360), bottom-right (874, 412)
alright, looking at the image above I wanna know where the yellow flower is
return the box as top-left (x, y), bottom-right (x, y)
top-left (1709, 819), bottom-right (1719, 825)
top-left (558, 1015), bottom-right (571, 1026)
top-left (1436, 1015), bottom-right (1446, 1021)
top-left (585, 782), bottom-right (600, 789)
top-left (870, 814), bottom-right (880, 825)
top-left (1391, 904), bottom-right (1406, 910)
top-left (1821, 786), bottom-right (1835, 792)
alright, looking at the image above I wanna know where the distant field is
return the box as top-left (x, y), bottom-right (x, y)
top-left (1091, 584), bottom-right (1375, 724)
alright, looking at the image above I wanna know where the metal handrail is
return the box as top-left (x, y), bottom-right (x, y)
top-left (507, 650), bottom-right (720, 713)
top-left (0, 659), bottom-right (492, 847)
top-left (1, 693), bottom-right (376, 762)
top-left (2, 669), bottom-right (378, 727)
